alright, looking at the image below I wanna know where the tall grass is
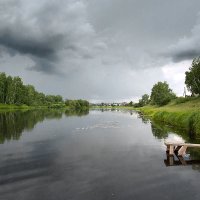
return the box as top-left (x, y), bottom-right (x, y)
top-left (193, 112), bottom-right (200, 136)
top-left (139, 98), bottom-right (200, 137)
top-left (153, 111), bottom-right (193, 131)
top-left (0, 104), bottom-right (29, 110)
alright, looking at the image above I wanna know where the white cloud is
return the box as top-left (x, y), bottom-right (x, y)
top-left (161, 60), bottom-right (191, 96)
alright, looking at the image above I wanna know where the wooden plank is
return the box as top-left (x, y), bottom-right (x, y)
top-left (178, 145), bottom-right (187, 156)
top-left (165, 141), bottom-right (200, 156)
top-left (164, 141), bottom-right (200, 148)
top-left (169, 145), bottom-right (174, 155)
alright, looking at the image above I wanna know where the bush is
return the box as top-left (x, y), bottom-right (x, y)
top-left (174, 97), bottom-right (191, 104)
top-left (65, 99), bottom-right (89, 110)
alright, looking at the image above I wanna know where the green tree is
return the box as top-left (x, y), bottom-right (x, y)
top-left (0, 72), bottom-right (7, 103)
top-left (24, 85), bottom-right (37, 105)
top-left (185, 57), bottom-right (200, 96)
top-left (139, 94), bottom-right (150, 106)
top-left (0, 72), bottom-right (89, 108)
top-left (5, 76), bottom-right (15, 104)
top-left (37, 93), bottom-right (46, 105)
top-left (134, 94), bottom-right (150, 107)
top-left (13, 77), bottom-right (24, 105)
top-left (54, 95), bottom-right (63, 103)
top-left (150, 81), bottom-right (176, 106)
top-left (128, 101), bottom-right (133, 106)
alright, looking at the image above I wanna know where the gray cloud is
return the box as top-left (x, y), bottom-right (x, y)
top-left (87, 0), bottom-right (200, 46)
top-left (0, 0), bottom-right (200, 101)
top-left (0, 29), bottom-right (58, 58)
top-left (169, 49), bottom-right (200, 63)
top-left (0, 0), bottom-right (98, 74)
top-left (163, 22), bottom-right (200, 62)
top-left (27, 57), bottom-right (59, 75)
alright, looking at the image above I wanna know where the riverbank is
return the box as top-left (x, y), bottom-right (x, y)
top-left (137, 97), bottom-right (200, 137)
top-left (0, 104), bottom-right (66, 111)
top-left (0, 104), bottom-right (42, 111)
top-left (0, 103), bottom-right (90, 113)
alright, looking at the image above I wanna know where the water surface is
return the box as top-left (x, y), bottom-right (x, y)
top-left (0, 109), bottom-right (200, 200)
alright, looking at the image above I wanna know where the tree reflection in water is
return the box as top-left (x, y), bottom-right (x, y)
top-left (0, 109), bottom-right (89, 143)
top-left (136, 112), bottom-right (150, 124)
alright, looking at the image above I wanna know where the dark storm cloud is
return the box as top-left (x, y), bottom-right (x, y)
top-left (0, 29), bottom-right (58, 58)
top-left (27, 57), bottom-right (59, 75)
top-left (0, 0), bottom-right (96, 74)
top-left (170, 49), bottom-right (200, 63)
top-left (163, 22), bottom-right (200, 62)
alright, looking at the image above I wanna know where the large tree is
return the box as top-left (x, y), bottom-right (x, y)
top-left (150, 81), bottom-right (176, 106)
top-left (185, 57), bottom-right (200, 96)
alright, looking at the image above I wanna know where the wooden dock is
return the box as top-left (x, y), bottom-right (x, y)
top-left (164, 141), bottom-right (200, 156)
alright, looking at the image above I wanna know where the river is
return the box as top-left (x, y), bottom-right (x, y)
top-left (0, 109), bottom-right (200, 200)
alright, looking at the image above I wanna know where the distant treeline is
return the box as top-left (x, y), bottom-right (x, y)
top-left (0, 72), bottom-right (63, 106)
top-left (0, 72), bottom-right (89, 109)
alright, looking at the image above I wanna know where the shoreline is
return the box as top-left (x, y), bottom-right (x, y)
top-left (137, 99), bottom-right (200, 137)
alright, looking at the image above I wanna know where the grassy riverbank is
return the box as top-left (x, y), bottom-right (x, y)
top-left (0, 103), bottom-right (65, 111)
top-left (0, 103), bottom-right (89, 113)
top-left (138, 97), bottom-right (200, 137)
top-left (0, 104), bottom-right (36, 111)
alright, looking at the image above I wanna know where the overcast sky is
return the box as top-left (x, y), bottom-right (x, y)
top-left (0, 0), bottom-right (200, 102)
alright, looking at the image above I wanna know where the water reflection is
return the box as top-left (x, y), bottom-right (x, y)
top-left (164, 151), bottom-right (200, 172)
top-left (151, 120), bottom-right (200, 144)
top-left (136, 111), bottom-right (150, 124)
top-left (137, 111), bottom-right (198, 143)
top-left (164, 153), bottom-right (200, 167)
top-left (65, 109), bottom-right (89, 117)
top-left (151, 123), bottom-right (169, 139)
top-left (1, 109), bottom-right (200, 199)
top-left (0, 109), bottom-right (89, 143)
top-left (92, 108), bottom-right (135, 115)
